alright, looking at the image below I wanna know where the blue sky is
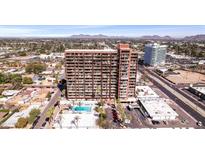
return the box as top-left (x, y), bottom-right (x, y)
top-left (0, 25), bottom-right (205, 38)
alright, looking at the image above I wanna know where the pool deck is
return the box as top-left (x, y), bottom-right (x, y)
top-left (53, 100), bottom-right (98, 129)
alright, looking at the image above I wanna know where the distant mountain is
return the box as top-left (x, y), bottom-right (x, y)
top-left (69, 34), bottom-right (177, 40)
top-left (70, 34), bottom-right (109, 38)
top-left (139, 35), bottom-right (173, 40)
top-left (183, 35), bottom-right (205, 41)
top-left (4, 34), bottom-right (203, 40)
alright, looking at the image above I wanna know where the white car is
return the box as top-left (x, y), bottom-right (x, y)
top-left (197, 121), bottom-right (203, 127)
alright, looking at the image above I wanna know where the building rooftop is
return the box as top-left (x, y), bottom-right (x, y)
top-left (65, 49), bottom-right (117, 53)
top-left (139, 98), bottom-right (178, 121)
top-left (190, 86), bottom-right (205, 95)
top-left (136, 86), bottom-right (159, 98)
top-left (2, 104), bottom-right (40, 128)
top-left (145, 43), bottom-right (167, 48)
top-left (156, 67), bottom-right (168, 73)
top-left (2, 90), bottom-right (20, 97)
top-left (117, 44), bottom-right (130, 50)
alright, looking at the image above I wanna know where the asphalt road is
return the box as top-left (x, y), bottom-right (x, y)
top-left (140, 67), bottom-right (205, 126)
top-left (33, 90), bottom-right (61, 129)
top-left (146, 68), bottom-right (205, 110)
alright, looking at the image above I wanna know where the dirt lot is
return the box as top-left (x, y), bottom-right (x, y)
top-left (7, 88), bottom-right (51, 105)
top-left (166, 70), bottom-right (205, 84)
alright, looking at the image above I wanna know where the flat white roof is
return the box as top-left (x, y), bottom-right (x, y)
top-left (191, 86), bottom-right (205, 95)
top-left (139, 98), bottom-right (178, 121)
top-left (157, 68), bottom-right (168, 72)
top-left (167, 53), bottom-right (191, 59)
top-left (136, 86), bottom-right (159, 98)
top-left (2, 90), bottom-right (20, 96)
top-left (145, 43), bottom-right (167, 48)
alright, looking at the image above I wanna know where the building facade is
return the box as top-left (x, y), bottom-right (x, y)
top-left (144, 43), bottom-right (167, 66)
top-left (65, 44), bottom-right (138, 100)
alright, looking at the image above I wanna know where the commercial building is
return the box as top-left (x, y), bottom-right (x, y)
top-left (189, 85), bottom-right (205, 100)
top-left (65, 44), bottom-right (138, 100)
top-left (138, 98), bottom-right (178, 121)
top-left (136, 86), bottom-right (159, 99)
top-left (144, 43), bottom-right (167, 66)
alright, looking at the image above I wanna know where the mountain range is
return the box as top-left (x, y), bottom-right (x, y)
top-left (70, 34), bottom-right (205, 41)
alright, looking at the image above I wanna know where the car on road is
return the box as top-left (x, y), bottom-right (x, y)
top-left (127, 105), bottom-right (133, 111)
top-left (152, 120), bottom-right (160, 125)
top-left (196, 121), bottom-right (203, 127)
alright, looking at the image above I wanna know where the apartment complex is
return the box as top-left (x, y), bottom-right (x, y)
top-left (144, 43), bottom-right (167, 66)
top-left (65, 44), bottom-right (138, 100)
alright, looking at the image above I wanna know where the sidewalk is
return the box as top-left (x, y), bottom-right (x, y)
top-left (46, 105), bottom-right (61, 129)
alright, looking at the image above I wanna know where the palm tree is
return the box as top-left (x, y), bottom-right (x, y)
top-left (74, 116), bottom-right (80, 128)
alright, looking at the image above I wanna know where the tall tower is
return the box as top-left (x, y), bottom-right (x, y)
top-left (65, 44), bottom-right (137, 101)
top-left (117, 44), bottom-right (137, 100)
top-left (144, 43), bottom-right (167, 66)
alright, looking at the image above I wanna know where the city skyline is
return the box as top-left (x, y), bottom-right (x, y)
top-left (0, 25), bottom-right (205, 38)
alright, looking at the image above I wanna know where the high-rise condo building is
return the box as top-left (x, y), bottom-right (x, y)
top-left (65, 44), bottom-right (137, 101)
top-left (144, 43), bottom-right (167, 66)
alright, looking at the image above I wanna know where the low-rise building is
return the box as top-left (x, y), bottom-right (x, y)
top-left (156, 67), bottom-right (168, 75)
top-left (136, 86), bottom-right (159, 99)
top-left (189, 85), bottom-right (205, 100)
top-left (138, 98), bottom-right (178, 121)
top-left (2, 90), bottom-right (20, 97)
top-left (1, 104), bottom-right (40, 128)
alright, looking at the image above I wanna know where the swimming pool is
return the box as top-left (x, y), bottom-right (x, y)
top-left (73, 106), bottom-right (91, 112)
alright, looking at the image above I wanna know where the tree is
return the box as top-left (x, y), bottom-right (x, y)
top-left (28, 108), bottom-right (40, 124)
top-left (22, 77), bottom-right (33, 84)
top-left (97, 113), bottom-right (110, 128)
top-left (46, 107), bottom-right (55, 124)
top-left (116, 99), bottom-right (126, 123)
top-left (18, 51), bottom-right (27, 56)
top-left (0, 73), bottom-right (6, 84)
top-left (25, 62), bottom-right (46, 74)
top-left (15, 117), bottom-right (28, 128)
top-left (55, 63), bottom-right (62, 70)
top-left (74, 115), bottom-right (80, 128)
top-left (46, 92), bottom-right (52, 100)
top-left (10, 74), bottom-right (22, 89)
